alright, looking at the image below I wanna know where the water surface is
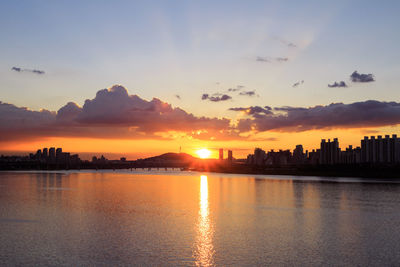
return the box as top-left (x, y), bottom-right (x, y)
top-left (1, 170), bottom-right (400, 266)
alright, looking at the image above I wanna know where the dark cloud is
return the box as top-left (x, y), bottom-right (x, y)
top-left (11, 67), bottom-right (22, 72)
top-left (328, 81), bottom-right (348, 88)
top-left (256, 56), bottom-right (289, 63)
top-left (350, 71), bottom-right (375, 83)
top-left (0, 85), bottom-right (233, 142)
top-left (292, 80), bottom-right (304, 87)
top-left (201, 93), bottom-right (232, 102)
top-left (239, 90), bottom-right (258, 97)
top-left (229, 106), bottom-right (273, 115)
top-left (11, 67), bottom-right (45, 75)
top-left (236, 100), bottom-right (400, 132)
top-left (4, 85), bottom-right (400, 142)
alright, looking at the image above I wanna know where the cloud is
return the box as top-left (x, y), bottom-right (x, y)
top-left (256, 56), bottom-right (289, 63)
top-left (292, 80), bottom-right (304, 87)
top-left (350, 71), bottom-right (375, 83)
top-left (239, 90), bottom-right (258, 97)
top-left (275, 57), bottom-right (289, 62)
top-left (4, 85), bottom-right (400, 142)
top-left (328, 81), bottom-right (348, 88)
top-left (229, 106), bottom-right (273, 115)
top-left (11, 67), bottom-right (45, 75)
top-left (201, 93), bottom-right (232, 102)
top-left (272, 36), bottom-right (297, 48)
top-left (228, 85), bottom-right (244, 92)
top-left (236, 100), bottom-right (400, 132)
top-left (0, 85), bottom-right (233, 142)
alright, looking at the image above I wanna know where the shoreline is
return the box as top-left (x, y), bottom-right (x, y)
top-left (2, 164), bottom-right (400, 180)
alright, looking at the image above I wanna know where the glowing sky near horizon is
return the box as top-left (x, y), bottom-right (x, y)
top-left (1, 0), bottom-right (400, 159)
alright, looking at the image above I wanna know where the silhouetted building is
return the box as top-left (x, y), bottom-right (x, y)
top-left (35, 149), bottom-right (42, 160)
top-left (227, 150), bottom-right (233, 163)
top-left (320, 138), bottom-right (340, 165)
top-left (49, 147), bottom-right (56, 163)
top-left (308, 149), bottom-right (320, 165)
top-left (340, 145), bottom-right (361, 164)
top-left (292, 145), bottom-right (305, 164)
top-left (219, 148), bottom-right (223, 160)
top-left (266, 149), bottom-right (291, 165)
top-left (361, 135), bottom-right (400, 164)
top-left (42, 148), bottom-right (48, 159)
top-left (254, 148), bottom-right (266, 165)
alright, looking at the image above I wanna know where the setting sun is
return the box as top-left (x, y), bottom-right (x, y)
top-left (196, 148), bottom-right (211, 159)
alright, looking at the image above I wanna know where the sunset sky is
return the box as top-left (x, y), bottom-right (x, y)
top-left (1, 0), bottom-right (400, 159)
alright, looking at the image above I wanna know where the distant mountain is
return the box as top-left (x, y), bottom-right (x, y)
top-left (139, 152), bottom-right (197, 162)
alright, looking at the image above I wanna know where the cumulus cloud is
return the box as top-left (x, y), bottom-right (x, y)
top-left (11, 67), bottom-right (45, 75)
top-left (201, 93), bottom-right (232, 102)
top-left (236, 100), bottom-right (400, 132)
top-left (4, 85), bottom-right (400, 142)
top-left (256, 56), bottom-right (289, 63)
top-left (350, 71), bottom-right (375, 83)
top-left (292, 80), bottom-right (304, 87)
top-left (328, 81), bottom-right (348, 88)
top-left (0, 85), bottom-right (233, 142)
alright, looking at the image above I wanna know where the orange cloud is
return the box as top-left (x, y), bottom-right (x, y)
top-left (0, 85), bottom-right (233, 142)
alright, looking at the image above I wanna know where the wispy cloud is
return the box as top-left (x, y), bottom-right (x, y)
top-left (11, 67), bottom-right (45, 75)
top-left (292, 80), bottom-right (304, 87)
top-left (228, 85), bottom-right (244, 92)
top-left (239, 90), bottom-right (258, 97)
top-left (256, 56), bottom-right (289, 63)
top-left (272, 36), bottom-right (297, 48)
top-left (229, 106), bottom-right (272, 115)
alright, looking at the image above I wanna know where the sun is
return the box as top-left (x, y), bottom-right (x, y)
top-left (196, 148), bottom-right (211, 159)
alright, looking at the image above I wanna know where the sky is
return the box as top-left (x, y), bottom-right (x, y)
top-left (1, 0), bottom-right (400, 159)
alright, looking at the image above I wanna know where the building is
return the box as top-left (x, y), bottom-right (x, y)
top-left (219, 148), bottom-right (223, 160)
top-left (361, 135), bottom-right (400, 164)
top-left (292, 145), bottom-right (305, 164)
top-left (227, 150), bottom-right (233, 163)
top-left (42, 148), bottom-right (48, 159)
top-left (340, 145), bottom-right (361, 164)
top-left (254, 148), bottom-right (266, 166)
top-left (49, 147), bottom-right (56, 163)
top-left (320, 138), bottom-right (340, 165)
top-left (266, 149), bottom-right (291, 165)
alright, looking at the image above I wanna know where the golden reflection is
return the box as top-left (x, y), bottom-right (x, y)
top-left (194, 175), bottom-right (214, 266)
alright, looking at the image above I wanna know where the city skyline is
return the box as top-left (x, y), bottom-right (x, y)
top-left (1, 1), bottom-right (400, 159)
top-left (3, 132), bottom-right (400, 163)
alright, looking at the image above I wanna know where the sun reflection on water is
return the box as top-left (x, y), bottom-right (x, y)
top-left (194, 175), bottom-right (215, 266)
